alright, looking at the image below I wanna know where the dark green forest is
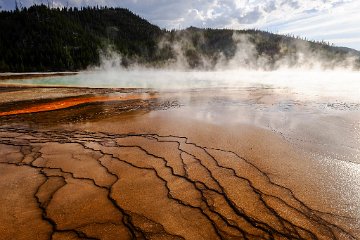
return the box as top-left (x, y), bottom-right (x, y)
top-left (0, 5), bottom-right (359, 72)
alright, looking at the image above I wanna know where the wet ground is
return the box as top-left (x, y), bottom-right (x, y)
top-left (0, 73), bottom-right (359, 239)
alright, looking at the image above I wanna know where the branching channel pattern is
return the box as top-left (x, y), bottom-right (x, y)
top-left (0, 126), bottom-right (357, 240)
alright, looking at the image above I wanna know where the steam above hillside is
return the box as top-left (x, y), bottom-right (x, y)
top-left (1, 5), bottom-right (360, 72)
top-left (126, 29), bottom-right (360, 71)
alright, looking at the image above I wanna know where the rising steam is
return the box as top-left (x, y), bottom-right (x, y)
top-left (92, 29), bottom-right (360, 72)
top-left (3, 31), bottom-right (360, 102)
top-left (62, 31), bottom-right (359, 102)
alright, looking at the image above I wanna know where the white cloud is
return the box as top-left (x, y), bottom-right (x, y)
top-left (266, 1), bottom-right (360, 49)
top-left (1, 0), bottom-right (359, 49)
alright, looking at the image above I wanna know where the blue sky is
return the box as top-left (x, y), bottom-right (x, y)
top-left (1, 0), bottom-right (359, 50)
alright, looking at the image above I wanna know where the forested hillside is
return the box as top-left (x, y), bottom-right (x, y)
top-left (0, 5), bottom-right (162, 72)
top-left (0, 5), bottom-right (359, 72)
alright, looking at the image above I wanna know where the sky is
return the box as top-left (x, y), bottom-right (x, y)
top-left (1, 0), bottom-right (360, 50)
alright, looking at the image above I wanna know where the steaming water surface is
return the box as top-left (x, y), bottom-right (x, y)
top-left (3, 70), bottom-right (360, 154)
top-left (3, 70), bottom-right (360, 100)
top-left (5, 69), bottom-right (359, 161)
top-left (3, 70), bottom-right (360, 151)
top-left (1, 70), bottom-right (360, 236)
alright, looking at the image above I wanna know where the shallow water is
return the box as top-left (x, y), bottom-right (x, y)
top-left (2, 70), bottom-right (360, 162)
top-left (1, 71), bottom-right (360, 239)
top-left (2, 71), bottom-right (360, 162)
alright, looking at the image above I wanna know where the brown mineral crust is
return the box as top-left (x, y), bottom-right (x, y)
top-left (0, 94), bottom-right (159, 117)
top-left (0, 164), bottom-right (52, 239)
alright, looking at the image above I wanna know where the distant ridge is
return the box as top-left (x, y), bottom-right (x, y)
top-left (0, 5), bottom-right (359, 72)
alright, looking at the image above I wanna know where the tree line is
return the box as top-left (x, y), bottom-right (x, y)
top-left (0, 5), bottom-right (359, 72)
